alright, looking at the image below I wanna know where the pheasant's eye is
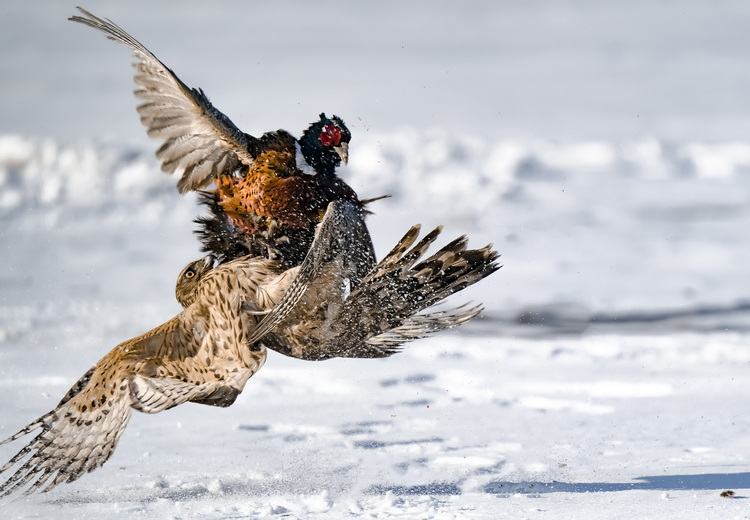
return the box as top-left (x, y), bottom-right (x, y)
top-left (185, 270), bottom-right (195, 279)
top-left (320, 124), bottom-right (342, 147)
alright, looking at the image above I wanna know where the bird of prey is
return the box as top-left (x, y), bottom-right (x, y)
top-left (0, 201), bottom-right (498, 496)
top-left (69, 8), bottom-right (377, 267)
top-left (0, 253), bottom-right (280, 497)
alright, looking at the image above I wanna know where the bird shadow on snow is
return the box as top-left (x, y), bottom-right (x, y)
top-left (485, 473), bottom-right (750, 496)
top-left (23, 472), bottom-right (750, 505)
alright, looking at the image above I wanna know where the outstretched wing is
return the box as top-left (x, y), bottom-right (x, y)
top-left (0, 301), bottom-right (266, 496)
top-left (0, 368), bottom-right (133, 497)
top-left (248, 201), bottom-right (500, 360)
top-left (69, 8), bottom-right (256, 193)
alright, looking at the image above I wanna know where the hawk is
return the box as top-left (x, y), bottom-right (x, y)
top-left (0, 201), bottom-right (499, 496)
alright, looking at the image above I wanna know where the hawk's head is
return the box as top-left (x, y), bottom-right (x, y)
top-left (175, 256), bottom-right (215, 308)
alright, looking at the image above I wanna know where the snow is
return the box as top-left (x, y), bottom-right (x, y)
top-left (2, 1), bottom-right (750, 518)
top-left (1, 133), bottom-right (749, 518)
top-left (3, 132), bottom-right (749, 313)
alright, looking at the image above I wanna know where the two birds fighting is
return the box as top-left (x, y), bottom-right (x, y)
top-left (0, 8), bottom-right (500, 497)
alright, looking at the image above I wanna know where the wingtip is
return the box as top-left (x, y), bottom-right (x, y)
top-left (69, 6), bottom-right (95, 23)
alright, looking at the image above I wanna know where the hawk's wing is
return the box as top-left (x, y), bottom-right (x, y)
top-left (246, 200), bottom-right (377, 344)
top-left (248, 201), bottom-right (500, 360)
top-left (69, 8), bottom-right (256, 193)
top-left (0, 303), bottom-right (265, 497)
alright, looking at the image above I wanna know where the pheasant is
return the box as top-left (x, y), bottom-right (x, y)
top-left (0, 201), bottom-right (499, 496)
top-left (69, 8), bottom-right (376, 267)
top-left (196, 114), bottom-right (371, 266)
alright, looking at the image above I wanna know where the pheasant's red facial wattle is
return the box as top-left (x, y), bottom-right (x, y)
top-left (320, 124), bottom-right (342, 147)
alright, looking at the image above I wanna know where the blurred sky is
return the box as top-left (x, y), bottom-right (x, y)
top-left (3, 1), bottom-right (750, 144)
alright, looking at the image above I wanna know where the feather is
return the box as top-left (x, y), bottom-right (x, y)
top-left (69, 8), bottom-right (255, 193)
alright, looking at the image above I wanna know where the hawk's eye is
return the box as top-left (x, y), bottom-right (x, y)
top-left (185, 270), bottom-right (195, 279)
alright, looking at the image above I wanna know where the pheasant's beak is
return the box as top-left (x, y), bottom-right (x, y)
top-left (333, 142), bottom-right (349, 165)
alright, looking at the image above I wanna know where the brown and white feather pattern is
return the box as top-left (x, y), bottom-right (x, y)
top-left (0, 256), bottom-right (291, 497)
top-left (69, 8), bottom-right (255, 193)
top-left (249, 201), bottom-right (501, 360)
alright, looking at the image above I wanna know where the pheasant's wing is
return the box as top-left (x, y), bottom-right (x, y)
top-left (0, 307), bottom-right (264, 496)
top-left (69, 8), bottom-right (256, 193)
top-left (246, 200), bottom-right (376, 345)
top-left (256, 219), bottom-right (500, 360)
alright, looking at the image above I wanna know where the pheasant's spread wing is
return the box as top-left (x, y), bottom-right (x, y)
top-left (0, 304), bottom-right (265, 496)
top-left (69, 8), bottom-right (255, 193)
top-left (255, 216), bottom-right (500, 360)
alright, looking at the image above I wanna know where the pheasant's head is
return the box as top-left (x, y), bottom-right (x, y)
top-left (298, 113), bottom-right (351, 177)
top-left (175, 256), bottom-right (214, 308)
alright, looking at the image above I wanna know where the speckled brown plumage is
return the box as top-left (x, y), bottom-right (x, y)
top-left (0, 256), bottom-right (293, 497)
top-left (217, 143), bottom-right (358, 231)
top-left (211, 129), bottom-right (362, 265)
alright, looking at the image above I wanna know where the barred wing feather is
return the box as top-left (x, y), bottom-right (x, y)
top-left (69, 8), bottom-right (255, 193)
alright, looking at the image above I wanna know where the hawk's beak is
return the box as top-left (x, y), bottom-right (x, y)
top-left (333, 142), bottom-right (348, 165)
top-left (204, 255), bottom-right (216, 269)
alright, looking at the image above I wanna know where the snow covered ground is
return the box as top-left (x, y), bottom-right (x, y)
top-left (1, 133), bottom-right (749, 519)
top-left (2, 1), bottom-right (750, 518)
